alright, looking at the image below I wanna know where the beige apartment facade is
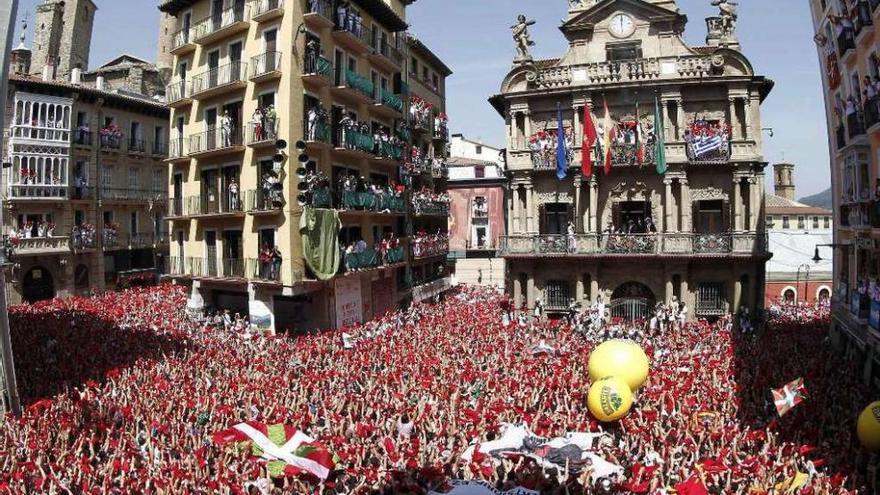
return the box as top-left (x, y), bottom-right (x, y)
top-left (493, 0), bottom-right (772, 320)
top-left (158, 0), bottom-right (451, 331)
top-left (809, 0), bottom-right (880, 386)
top-left (3, 76), bottom-right (170, 304)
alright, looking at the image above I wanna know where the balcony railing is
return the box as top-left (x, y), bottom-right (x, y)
top-left (304, 117), bottom-right (331, 144)
top-left (371, 39), bottom-right (403, 66)
top-left (189, 127), bottom-right (244, 154)
top-left (181, 192), bottom-right (244, 216)
top-left (339, 69), bottom-right (374, 99)
top-left (413, 200), bottom-right (450, 216)
top-left (341, 246), bottom-right (405, 273)
top-left (245, 188), bottom-right (284, 212)
top-left (128, 233), bottom-right (156, 248)
top-left (152, 140), bottom-right (168, 156)
top-left (128, 138), bottom-right (147, 153)
top-left (190, 62), bottom-right (247, 96)
top-left (72, 185), bottom-right (95, 200)
top-left (304, 54), bottom-right (333, 81)
top-left (378, 88), bottom-right (403, 113)
top-left (528, 55), bottom-right (715, 88)
top-left (248, 257), bottom-right (282, 282)
top-left (7, 184), bottom-right (68, 199)
top-left (305, 0), bottom-right (333, 20)
top-left (333, 18), bottom-right (371, 48)
top-left (169, 137), bottom-right (189, 158)
top-left (73, 130), bottom-right (93, 146)
top-left (99, 134), bottom-right (123, 150)
top-left (171, 25), bottom-right (193, 51)
top-left (250, 0), bottom-right (283, 19)
top-left (247, 122), bottom-right (278, 145)
top-left (848, 111), bottom-right (865, 140)
top-left (166, 80), bottom-right (191, 103)
top-left (101, 188), bottom-right (166, 201)
top-left (168, 196), bottom-right (184, 217)
top-left (251, 51), bottom-right (282, 78)
top-left (377, 142), bottom-right (403, 162)
top-left (498, 233), bottom-right (769, 257)
top-left (340, 191), bottom-right (405, 212)
top-left (412, 237), bottom-right (450, 259)
top-left (192, 5), bottom-right (248, 42)
top-left (337, 127), bottom-right (375, 154)
top-left (11, 236), bottom-right (71, 253)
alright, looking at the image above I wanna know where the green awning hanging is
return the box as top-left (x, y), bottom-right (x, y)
top-left (299, 207), bottom-right (341, 281)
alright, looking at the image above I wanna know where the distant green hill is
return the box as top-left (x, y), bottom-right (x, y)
top-left (799, 188), bottom-right (833, 210)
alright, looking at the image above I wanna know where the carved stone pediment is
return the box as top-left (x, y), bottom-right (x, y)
top-left (610, 181), bottom-right (650, 198)
top-left (536, 191), bottom-right (573, 205)
top-left (691, 186), bottom-right (729, 201)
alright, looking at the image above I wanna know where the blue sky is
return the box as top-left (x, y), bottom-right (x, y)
top-left (15, 0), bottom-right (830, 197)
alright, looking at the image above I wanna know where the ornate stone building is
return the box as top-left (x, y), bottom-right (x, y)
top-left (492, 0), bottom-right (773, 319)
top-left (30, 0), bottom-right (96, 80)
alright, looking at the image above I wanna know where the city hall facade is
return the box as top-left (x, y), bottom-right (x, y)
top-left (493, 0), bottom-right (772, 319)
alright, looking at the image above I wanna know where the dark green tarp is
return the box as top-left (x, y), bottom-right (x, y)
top-left (299, 207), bottom-right (341, 281)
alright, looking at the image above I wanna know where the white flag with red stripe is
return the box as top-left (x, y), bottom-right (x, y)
top-left (772, 378), bottom-right (807, 417)
top-left (213, 421), bottom-right (336, 479)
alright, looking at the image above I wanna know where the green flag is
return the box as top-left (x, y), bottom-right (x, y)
top-left (654, 97), bottom-right (667, 175)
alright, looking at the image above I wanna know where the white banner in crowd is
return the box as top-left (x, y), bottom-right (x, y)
top-left (428, 480), bottom-right (538, 495)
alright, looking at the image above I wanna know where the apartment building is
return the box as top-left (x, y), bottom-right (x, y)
top-left (809, 0), bottom-right (880, 385)
top-left (3, 74), bottom-right (169, 303)
top-left (158, 0), bottom-right (452, 331)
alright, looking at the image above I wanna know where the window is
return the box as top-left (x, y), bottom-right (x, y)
top-left (606, 41), bottom-right (643, 61)
top-left (812, 216), bottom-right (820, 229)
top-left (782, 216), bottom-right (790, 229)
top-left (545, 280), bottom-right (573, 309)
top-left (103, 211), bottom-right (113, 226)
top-left (152, 169), bottom-right (163, 193)
top-left (696, 283), bottom-right (727, 315)
top-left (542, 203), bottom-right (569, 235)
top-left (410, 56), bottom-right (418, 76)
top-left (432, 73), bottom-right (439, 90)
top-left (766, 216), bottom-right (774, 227)
top-left (130, 211), bottom-right (138, 234)
top-left (101, 166), bottom-right (113, 187)
top-left (474, 165), bottom-right (485, 178)
top-left (695, 200), bottom-right (724, 233)
top-left (128, 168), bottom-right (139, 190)
top-left (422, 67), bottom-right (429, 81)
top-left (75, 210), bottom-right (85, 226)
top-left (824, 216), bottom-right (831, 228)
top-left (797, 216), bottom-right (805, 229)
top-left (475, 145), bottom-right (482, 154)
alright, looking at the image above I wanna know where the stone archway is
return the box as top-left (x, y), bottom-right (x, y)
top-left (610, 281), bottom-right (656, 321)
top-left (22, 266), bottom-right (55, 303)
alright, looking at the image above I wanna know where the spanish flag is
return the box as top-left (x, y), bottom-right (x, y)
top-left (603, 98), bottom-right (614, 176)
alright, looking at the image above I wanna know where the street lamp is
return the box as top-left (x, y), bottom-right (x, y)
top-left (812, 243), bottom-right (853, 263)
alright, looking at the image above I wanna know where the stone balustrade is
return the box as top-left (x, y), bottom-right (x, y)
top-left (498, 233), bottom-right (768, 257)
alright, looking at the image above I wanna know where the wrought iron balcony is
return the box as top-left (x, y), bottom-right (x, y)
top-left (170, 25), bottom-right (195, 54)
top-left (188, 127), bottom-right (244, 155)
top-left (304, 0), bottom-right (333, 28)
top-left (303, 118), bottom-right (331, 145)
top-left (10, 236), bottom-right (71, 254)
top-left (152, 140), bottom-right (168, 156)
top-left (498, 233), bottom-right (769, 257)
top-left (250, 0), bottom-right (284, 22)
top-left (191, 5), bottom-right (249, 45)
top-left (246, 122), bottom-right (278, 146)
top-left (72, 130), bottom-right (93, 146)
top-left (169, 137), bottom-right (189, 159)
top-left (190, 62), bottom-right (247, 98)
top-left (412, 236), bottom-right (449, 259)
top-left (100, 188), bottom-right (166, 202)
top-left (369, 38), bottom-right (403, 71)
top-left (128, 138), bottom-right (147, 154)
top-left (245, 188), bottom-right (284, 213)
top-left (848, 112), bottom-right (865, 140)
top-left (332, 17), bottom-right (371, 53)
top-left (336, 127), bottom-right (375, 155)
top-left (413, 200), bottom-right (449, 216)
top-left (250, 51), bottom-right (282, 81)
top-left (303, 54), bottom-right (333, 85)
top-left (337, 69), bottom-right (374, 101)
top-left (165, 79), bottom-right (191, 105)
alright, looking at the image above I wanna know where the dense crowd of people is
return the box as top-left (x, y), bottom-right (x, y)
top-left (0, 284), bottom-right (873, 494)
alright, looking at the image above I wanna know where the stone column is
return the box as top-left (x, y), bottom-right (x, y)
top-left (576, 275), bottom-right (585, 302)
top-left (675, 98), bottom-right (685, 141)
top-left (524, 184), bottom-right (535, 233)
top-left (732, 177), bottom-right (742, 231)
top-left (744, 96), bottom-right (753, 140)
top-left (573, 104), bottom-right (581, 146)
top-left (733, 272), bottom-right (743, 314)
top-left (507, 185), bottom-right (516, 234)
top-left (680, 276), bottom-right (689, 311)
top-left (590, 177), bottom-right (599, 233)
top-left (660, 98), bottom-right (670, 142)
top-left (590, 271), bottom-right (599, 303)
top-left (747, 176), bottom-right (758, 231)
top-left (664, 178), bottom-right (674, 232)
top-left (527, 270), bottom-right (536, 309)
top-left (573, 176), bottom-right (582, 233)
top-left (513, 274), bottom-right (523, 308)
top-left (523, 110), bottom-right (532, 142)
top-left (728, 97), bottom-right (738, 140)
top-left (665, 277), bottom-right (674, 305)
top-left (680, 178), bottom-right (691, 232)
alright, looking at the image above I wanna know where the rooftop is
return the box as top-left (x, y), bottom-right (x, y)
top-left (766, 194), bottom-right (832, 216)
top-left (8, 74), bottom-right (168, 115)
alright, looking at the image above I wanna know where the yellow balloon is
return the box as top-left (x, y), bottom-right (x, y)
top-left (857, 402), bottom-right (880, 450)
top-left (587, 376), bottom-right (634, 422)
top-left (588, 339), bottom-right (650, 391)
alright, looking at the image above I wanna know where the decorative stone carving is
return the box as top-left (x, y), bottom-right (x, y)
top-left (690, 186), bottom-right (729, 201)
top-left (712, 0), bottom-right (738, 37)
top-left (536, 191), bottom-right (573, 205)
top-left (604, 182), bottom-right (662, 228)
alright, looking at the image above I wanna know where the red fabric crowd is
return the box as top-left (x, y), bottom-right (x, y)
top-left (0, 284), bottom-right (871, 494)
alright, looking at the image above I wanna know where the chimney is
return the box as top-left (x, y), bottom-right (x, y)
top-left (70, 68), bottom-right (82, 85)
top-left (773, 162), bottom-right (796, 201)
top-left (41, 65), bottom-right (52, 81)
top-left (96, 75), bottom-right (105, 91)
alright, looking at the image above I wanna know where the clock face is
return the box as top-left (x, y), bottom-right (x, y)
top-left (609, 13), bottom-right (635, 38)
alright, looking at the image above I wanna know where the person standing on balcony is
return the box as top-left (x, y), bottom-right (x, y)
top-left (220, 110), bottom-right (233, 147)
top-left (566, 221), bottom-right (577, 254)
top-left (251, 108), bottom-right (264, 142)
top-left (78, 121), bottom-right (90, 144)
top-left (266, 105), bottom-right (277, 139)
top-left (271, 246), bottom-right (282, 281)
top-left (228, 177), bottom-right (240, 211)
top-left (336, 1), bottom-right (348, 30)
top-left (306, 39), bottom-right (319, 75)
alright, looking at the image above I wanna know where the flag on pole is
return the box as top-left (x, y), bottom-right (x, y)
top-left (654, 97), bottom-right (667, 175)
top-left (772, 378), bottom-right (808, 417)
top-left (556, 103), bottom-right (567, 180)
top-left (602, 98), bottom-right (614, 176)
top-left (213, 421), bottom-right (337, 479)
top-left (582, 103), bottom-right (598, 177)
top-left (635, 100), bottom-right (645, 166)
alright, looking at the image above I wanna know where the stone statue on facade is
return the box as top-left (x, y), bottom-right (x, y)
top-left (511, 15), bottom-right (536, 63)
top-left (711, 0), bottom-right (738, 36)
